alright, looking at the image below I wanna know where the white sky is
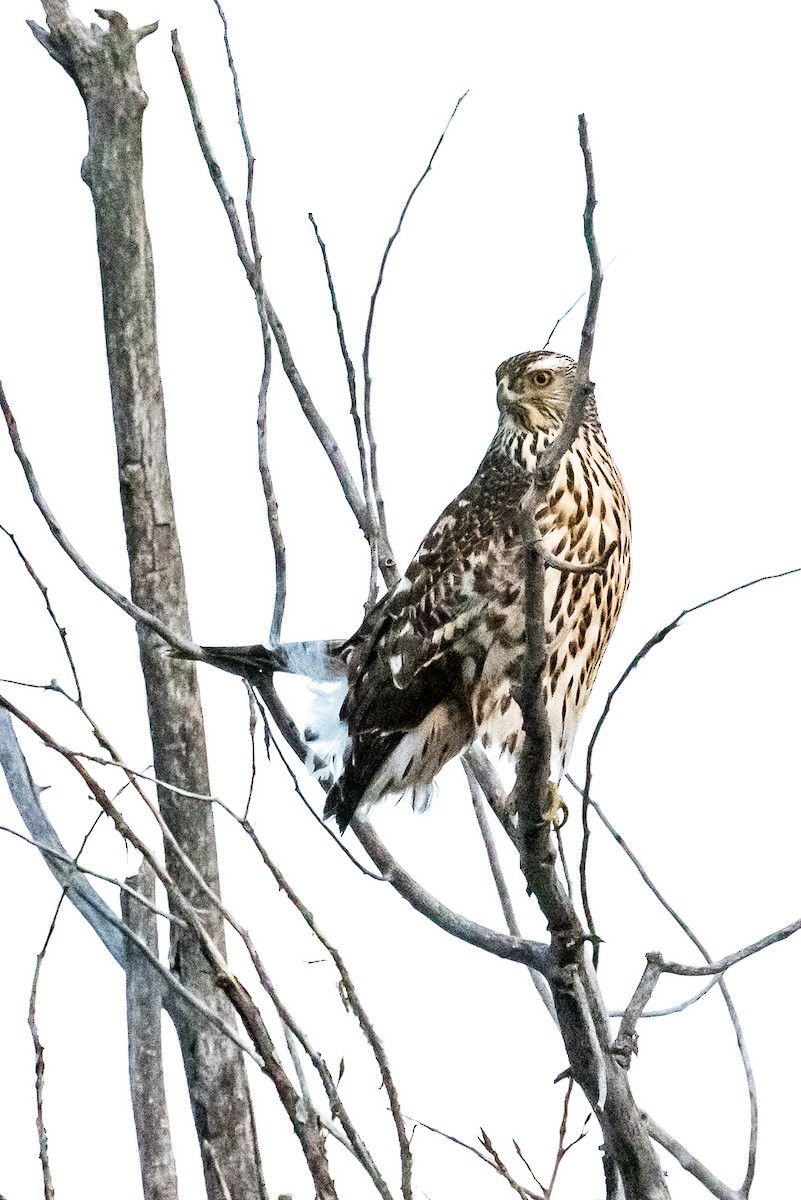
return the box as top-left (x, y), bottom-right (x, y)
top-left (1, 2), bottom-right (800, 1198)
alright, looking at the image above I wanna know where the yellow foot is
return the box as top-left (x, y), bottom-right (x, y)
top-left (541, 781), bottom-right (569, 827)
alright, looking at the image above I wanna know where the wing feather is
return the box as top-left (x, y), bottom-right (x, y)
top-left (341, 455), bottom-right (530, 739)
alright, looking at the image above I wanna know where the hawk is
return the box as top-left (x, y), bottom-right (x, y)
top-left (202, 350), bottom-right (631, 831)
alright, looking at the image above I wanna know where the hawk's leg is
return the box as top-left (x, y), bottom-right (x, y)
top-left (541, 781), bottom-right (569, 827)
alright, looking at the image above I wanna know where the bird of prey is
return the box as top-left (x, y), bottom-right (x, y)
top-left (202, 350), bottom-right (631, 831)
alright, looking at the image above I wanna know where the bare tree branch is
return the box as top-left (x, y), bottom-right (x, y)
top-left (217, 801), bottom-right (414, 1200)
top-left (255, 672), bottom-right (553, 972)
top-left (309, 213), bottom-right (381, 603)
top-left (0, 523), bottom-right (82, 703)
top-left (580, 565), bottom-right (801, 949)
top-left (171, 30), bottom-right (371, 548)
top-left (612, 978), bottom-right (720, 1021)
top-left (0, 700), bottom-right (265, 1064)
top-left (405, 1114), bottom-right (543, 1200)
top-left (29, 914), bottom-right (59, 1200)
top-left (0, 823), bottom-right (180, 925)
top-left (25, 9), bottom-right (267, 1193)
top-left (122, 863), bottom-right (179, 1200)
top-left (0, 706), bottom-right (126, 965)
top-left (2, 690), bottom-right (344, 1193)
top-left (654, 924), bottom-right (801, 978)
top-left (464, 761), bottom-right (557, 1023)
top-left (510, 115), bottom-right (669, 1200)
top-left (0, 382), bottom-right (200, 658)
top-left (570, 779), bottom-right (759, 1193)
top-left (462, 744), bottom-right (518, 843)
top-left (362, 92), bottom-right (468, 581)
top-left (643, 1116), bottom-right (741, 1200)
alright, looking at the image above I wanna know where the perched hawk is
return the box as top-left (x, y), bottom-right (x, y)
top-left (203, 350), bottom-right (631, 831)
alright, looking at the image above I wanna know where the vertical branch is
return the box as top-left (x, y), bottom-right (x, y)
top-left (207, 3), bottom-right (285, 640)
top-left (309, 213), bottom-right (382, 603)
top-left (511, 115), bottom-right (669, 1199)
top-left (29, 924), bottom-right (59, 1200)
top-left (28, 9), bottom-right (266, 1199)
top-left (257, 394), bottom-right (286, 643)
top-left (362, 93), bottom-right (467, 585)
top-left (171, 31), bottom-right (371, 547)
top-left (121, 863), bottom-right (179, 1200)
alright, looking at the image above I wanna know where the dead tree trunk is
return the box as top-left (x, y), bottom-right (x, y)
top-left (28, 8), bottom-right (266, 1198)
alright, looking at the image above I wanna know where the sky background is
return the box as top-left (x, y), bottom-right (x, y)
top-left (1, 2), bottom-right (800, 1198)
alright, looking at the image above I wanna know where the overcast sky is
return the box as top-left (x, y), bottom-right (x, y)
top-left (1, 3), bottom-right (800, 1198)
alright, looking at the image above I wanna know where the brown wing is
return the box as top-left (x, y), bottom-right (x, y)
top-left (340, 450), bottom-right (531, 746)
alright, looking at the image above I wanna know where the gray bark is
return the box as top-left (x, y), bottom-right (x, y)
top-left (28, 8), bottom-right (266, 1198)
top-left (122, 864), bottom-right (179, 1200)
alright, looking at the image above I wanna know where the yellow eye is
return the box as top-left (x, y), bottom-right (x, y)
top-left (531, 369), bottom-right (553, 387)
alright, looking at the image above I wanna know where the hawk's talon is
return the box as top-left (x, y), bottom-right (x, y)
top-left (541, 781), bottom-right (568, 827)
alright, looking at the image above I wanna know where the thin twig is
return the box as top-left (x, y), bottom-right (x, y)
top-left (608, 977), bottom-right (720, 1021)
top-left (244, 682), bottom-right (259, 820)
top-left (362, 92), bottom-right (468, 581)
top-left (580, 565), bottom-right (801, 951)
top-left (0, 523), bottom-right (82, 703)
top-left (284, 1023), bottom-right (314, 1118)
top-left (309, 213), bottom-right (381, 603)
top-left (569, 777), bottom-right (758, 1192)
top-left (542, 1080), bottom-right (590, 1197)
top-left (542, 251), bottom-right (621, 349)
top-left (463, 744), bottom-right (518, 844)
top-left (212, 794), bottom-right (414, 1200)
top-left (405, 1115), bottom-right (543, 1200)
top-left (2, 694), bottom-right (386, 1194)
top-left (251, 682), bottom-right (386, 880)
top-left (464, 761), bottom-right (557, 1023)
top-left (0, 825), bottom-right (182, 924)
top-left (211, 0), bottom-right (261, 269)
top-left (575, 571), bottom-right (801, 1191)
top-left (248, 956), bottom-right (393, 1200)
top-left (192, 6), bottom-right (285, 641)
top-left (0, 382), bottom-right (200, 658)
top-left (29, 908), bottom-right (60, 1200)
top-left (172, 31), bottom-right (370, 544)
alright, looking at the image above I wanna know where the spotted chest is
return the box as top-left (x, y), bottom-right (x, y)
top-left (474, 422), bottom-right (631, 771)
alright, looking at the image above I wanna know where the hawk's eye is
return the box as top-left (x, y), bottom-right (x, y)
top-left (531, 369), bottom-right (553, 387)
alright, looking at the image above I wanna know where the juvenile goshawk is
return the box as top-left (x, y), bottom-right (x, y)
top-left (202, 350), bottom-right (631, 831)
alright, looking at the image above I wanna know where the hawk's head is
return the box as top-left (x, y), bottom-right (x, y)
top-left (496, 350), bottom-right (576, 431)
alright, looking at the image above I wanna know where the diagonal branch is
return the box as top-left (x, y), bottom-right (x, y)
top-left (580, 566), bottom-right (801, 946)
top-left (171, 30), bottom-right (370, 548)
top-left (0, 383), bottom-right (200, 658)
top-left (253, 674), bottom-right (552, 974)
top-left (309, 212), bottom-right (382, 603)
top-left (0, 524), bottom-right (83, 703)
top-left (643, 1117), bottom-right (741, 1200)
top-left (571, 778), bottom-right (758, 1195)
top-left (216, 799), bottom-right (414, 1200)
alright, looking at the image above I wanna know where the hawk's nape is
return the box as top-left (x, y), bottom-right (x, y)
top-left (198, 350), bottom-right (631, 833)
